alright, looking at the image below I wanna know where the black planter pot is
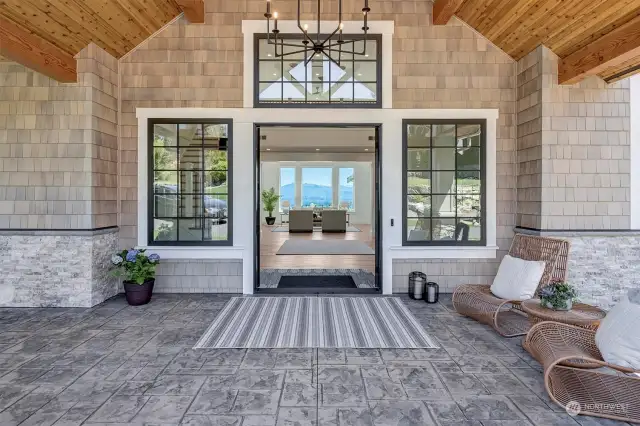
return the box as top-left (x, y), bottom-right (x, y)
top-left (265, 217), bottom-right (276, 225)
top-left (123, 279), bottom-right (154, 306)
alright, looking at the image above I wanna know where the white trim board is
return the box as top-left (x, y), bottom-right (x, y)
top-left (631, 75), bottom-right (640, 230)
top-left (137, 108), bottom-right (499, 295)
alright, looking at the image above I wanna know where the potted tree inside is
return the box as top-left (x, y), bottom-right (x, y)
top-left (261, 187), bottom-right (280, 226)
top-left (111, 249), bottom-right (160, 306)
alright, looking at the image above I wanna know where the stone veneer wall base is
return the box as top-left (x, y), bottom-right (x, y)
top-left (515, 228), bottom-right (640, 309)
top-left (0, 228), bottom-right (119, 308)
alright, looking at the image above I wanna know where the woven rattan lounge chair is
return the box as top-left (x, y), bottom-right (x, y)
top-left (452, 234), bottom-right (570, 337)
top-left (524, 321), bottom-right (640, 423)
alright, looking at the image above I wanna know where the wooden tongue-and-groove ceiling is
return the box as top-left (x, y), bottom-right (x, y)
top-left (1, 0), bottom-right (639, 85)
top-left (435, 0), bottom-right (640, 84)
top-left (0, 0), bottom-right (203, 82)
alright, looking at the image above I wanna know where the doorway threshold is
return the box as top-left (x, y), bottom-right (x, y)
top-left (257, 287), bottom-right (380, 295)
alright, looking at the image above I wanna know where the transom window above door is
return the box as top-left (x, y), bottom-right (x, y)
top-left (403, 120), bottom-right (486, 246)
top-left (255, 34), bottom-right (382, 108)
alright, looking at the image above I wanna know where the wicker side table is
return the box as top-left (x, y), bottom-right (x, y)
top-left (521, 299), bottom-right (606, 330)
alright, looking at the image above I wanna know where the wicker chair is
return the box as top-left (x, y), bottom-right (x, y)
top-left (525, 321), bottom-right (640, 423)
top-left (452, 234), bottom-right (570, 337)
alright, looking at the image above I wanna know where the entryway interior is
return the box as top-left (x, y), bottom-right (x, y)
top-left (256, 125), bottom-right (379, 293)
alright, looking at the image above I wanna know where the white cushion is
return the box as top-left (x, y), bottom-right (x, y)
top-left (595, 292), bottom-right (640, 370)
top-left (489, 254), bottom-right (546, 301)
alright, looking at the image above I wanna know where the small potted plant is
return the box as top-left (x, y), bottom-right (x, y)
top-left (539, 281), bottom-right (577, 311)
top-left (111, 249), bottom-right (160, 306)
top-left (261, 187), bottom-right (280, 226)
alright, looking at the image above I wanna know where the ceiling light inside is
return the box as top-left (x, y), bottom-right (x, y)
top-left (315, 148), bottom-right (320, 151)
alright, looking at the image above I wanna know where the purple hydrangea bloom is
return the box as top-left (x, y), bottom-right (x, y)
top-left (125, 250), bottom-right (139, 262)
top-left (147, 253), bottom-right (160, 262)
top-left (540, 287), bottom-right (556, 298)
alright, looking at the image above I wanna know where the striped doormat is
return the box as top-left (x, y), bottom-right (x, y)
top-left (194, 297), bottom-right (439, 349)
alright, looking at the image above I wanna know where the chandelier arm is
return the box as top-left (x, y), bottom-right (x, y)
top-left (267, 39), bottom-right (309, 49)
top-left (276, 47), bottom-right (315, 57)
top-left (303, 51), bottom-right (318, 66)
top-left (316, 0), bottom-right (321, 44)
top-left (324, 39), bottom-right (362, 53)
top-left (296, 0), bottom-right (316, 46)
top-left (318, 48), bottom-right (342, 68)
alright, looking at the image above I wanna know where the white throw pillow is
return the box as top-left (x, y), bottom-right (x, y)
top-left (595, 291), bottom-right (640, 370)
top-left (489, 254), bottom-right (546, 301)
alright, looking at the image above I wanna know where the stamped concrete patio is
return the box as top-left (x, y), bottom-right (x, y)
top-left (0, 294), bottom-right (628, 426)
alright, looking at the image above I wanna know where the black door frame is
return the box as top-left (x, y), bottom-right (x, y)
top-left (253, 122), bottom-right (383, 294)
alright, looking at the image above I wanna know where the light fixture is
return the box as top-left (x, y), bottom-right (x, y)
top-left (364, 148), bottom-right (369, 151)
top-left (266, 148), bottom-right (271, 151)
top-left (264, 0), bottom-right (371, 66)
top-left (315, 148), bottom-right (320, 151)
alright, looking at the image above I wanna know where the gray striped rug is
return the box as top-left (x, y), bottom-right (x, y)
top-left (194, 297), bottom-right (439, 349)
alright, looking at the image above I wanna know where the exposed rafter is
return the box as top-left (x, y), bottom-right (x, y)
top-left (558, 14), bottom-right (640, 84)
top-left (175, 0), bottom-right (204, 24)
top-left (432, 0), bottom-right (466, 25)
top-left (0, 16), bottom-right (77, 82)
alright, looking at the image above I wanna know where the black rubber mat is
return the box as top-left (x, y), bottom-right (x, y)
top-left (277, 275), bottom-right (357, 288)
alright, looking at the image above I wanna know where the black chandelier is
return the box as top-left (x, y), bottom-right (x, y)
top-left (264, 0), bottom-right (370, 66)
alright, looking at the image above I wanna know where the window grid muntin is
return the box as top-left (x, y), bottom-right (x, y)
top-left (254, 34), bottom-right (382, 108)
top-left (148, 119), bottom-right (233, 246)
top-left (403, 119), bottom-right (486, 246)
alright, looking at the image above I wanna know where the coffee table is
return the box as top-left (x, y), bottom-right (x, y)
top-left (521, 299), bottom-right (606, 330)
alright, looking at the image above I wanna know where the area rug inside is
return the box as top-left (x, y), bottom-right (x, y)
top-left (276, 240), bottom-right (374, 255)
top-left (194, 297), bottom-right (439, 349)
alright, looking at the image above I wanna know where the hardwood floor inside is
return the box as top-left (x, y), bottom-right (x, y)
top-left (260, 224), bottom-right (375, 273)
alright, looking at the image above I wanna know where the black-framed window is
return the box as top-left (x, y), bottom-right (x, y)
top-left (254, 34), bottom-right (382, 108)
top-left (148, 119), bottom-right (232, 246)
top-left (402, 119), bottom-right (486, 246)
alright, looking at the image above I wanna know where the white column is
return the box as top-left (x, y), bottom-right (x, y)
top-left (631, 75), bottom-right (640, 230)
top-left (234, 122), bottom-right (255, 295)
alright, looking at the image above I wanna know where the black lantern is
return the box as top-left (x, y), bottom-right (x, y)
top-left (425, 282), bottom-right (439, 304)
top-left (408, 271), bottom-right (427, 300)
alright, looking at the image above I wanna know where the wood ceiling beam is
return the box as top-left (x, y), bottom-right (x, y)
top-left (175, 0), bottom-right (204, 24)
top-left (559, 14), bottom-right (640, 84)
top-left (0, 16), bottom-right (76, 82)
top-left (433, 0), bottom-right (466, 25)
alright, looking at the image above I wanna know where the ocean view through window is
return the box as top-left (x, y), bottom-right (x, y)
top-left (302, 167), bottom-right (333, 207)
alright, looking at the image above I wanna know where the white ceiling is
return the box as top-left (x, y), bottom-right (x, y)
top-left (259, 127), bottom-right (376, 153)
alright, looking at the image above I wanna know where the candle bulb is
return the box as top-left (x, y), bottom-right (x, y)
top-left (273, 11), bottom-right (278, 30)
top-left (303, 23), bottom-right (308, 34)
top-left (266, 0), bottom-right (270, 14)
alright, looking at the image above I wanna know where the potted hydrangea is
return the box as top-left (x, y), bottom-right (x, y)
top-left (111, 249), bottom-right (160, 306)
top-left (539, 281), bottom-right (577, 311)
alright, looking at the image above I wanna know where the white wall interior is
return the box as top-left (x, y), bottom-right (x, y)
top-left (260, 159), bottom-right (374, 225)
top-left (137, 108), bottom-right (499, 295)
